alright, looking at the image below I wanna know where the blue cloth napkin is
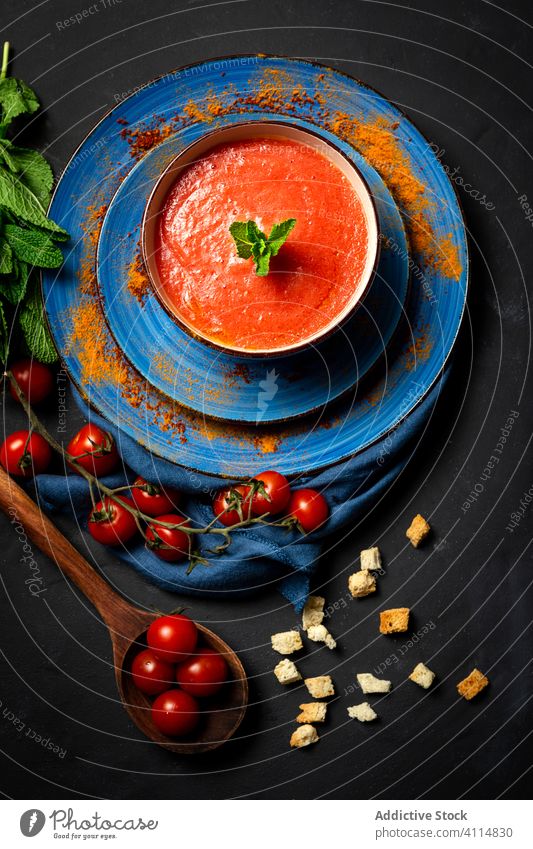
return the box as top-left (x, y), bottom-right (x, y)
top-left (34, 371), bottom-right (447, 611)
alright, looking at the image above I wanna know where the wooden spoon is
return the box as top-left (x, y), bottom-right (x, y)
top-left (0, 466), bottom-right (248, 754)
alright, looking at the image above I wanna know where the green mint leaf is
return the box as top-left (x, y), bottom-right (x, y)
top-left (18, 276), bottom-right (57, 363)
top-left (4, 223), bottom-right (63, 267)
top-left (0, 166), bottom-right (67, 238)
top-left (7, 145), bottom-right (54, 209)
top-left (0, 237), bottom-right (12, 273)
top-left (19, 276), bottom-right (57, 363)
top-left (0, 138), bottom-right (17, 172)
top-left (252, 240), bottom-right (272, 276)
top-left (230, 217), bottom-right (295, 276)
top-left (229, 221), bottom-right (254, 259)
top-left (246, 220), bottom-right (267, 244)
top-left (0, 296), bottom-right (8, 362)
top-left (2, 256), bottom-right (29, 304)
top-left (254, 251), bottom-right (271, 276)
top-left (0, 77), bottom-right (39, 127)
top-left (251, 239), bottom-right (268, 259)
top-left (267, 217), bottom-right (296, 256)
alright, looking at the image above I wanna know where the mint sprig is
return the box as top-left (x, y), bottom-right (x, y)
top-left (229, 217), bottom-right (296, 276)
top-left (0, 42), bottom-right (69, 363)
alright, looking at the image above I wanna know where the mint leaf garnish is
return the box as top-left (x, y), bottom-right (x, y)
top-left (267, 219), bottom-right (296, 255)
top-left (229, 217), bottom-right (296, 276)
top-left (228, 221), bottom-right (254, 259)
top-left (252, 241), bottom-right (271, 277)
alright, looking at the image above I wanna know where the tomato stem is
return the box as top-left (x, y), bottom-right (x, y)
top-left (87, 478), bottom-right (97, 510)
top-left (5, 370), bottom-right (296, 571)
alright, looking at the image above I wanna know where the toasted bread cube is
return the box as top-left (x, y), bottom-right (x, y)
top-left (304, 675), bottom-right (335, 698)
top-left (409, 662), bottom-right (435, 689)
top-left (290, 724), bottom-right (319, 748)
top-left (296, 702), bottom-right (327, 724)
top-left (457, 668), bottom-right (489, 700)
top-left (347, 702), bottom-right (378, 722)
top-left (357, 673), bottom-right (392, 694)
top-left (360, 546), bottom-right (382, 571)
top-left (302, 595), bottom-right (325, 630)
top-left (348, 569), bottom-right (377, 598)
top-left (406, 514), bottom-right (431, 547)
top-left (274, 658), bottom-right (302, 685)
top-left (271, 630), bottom-right (303, 655)
top-left (306, 624), bottom-right (336, 650)
top-left (379, 607), bottom-right (410, 634)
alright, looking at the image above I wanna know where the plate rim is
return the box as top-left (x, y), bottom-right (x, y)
top-left (42, 53), bottom-right (470, 478)
top-left (94, 119), bottom-right (411, 425)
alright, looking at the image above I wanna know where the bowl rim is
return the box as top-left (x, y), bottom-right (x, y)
top-left (141, 119), bottom-right (381, 358)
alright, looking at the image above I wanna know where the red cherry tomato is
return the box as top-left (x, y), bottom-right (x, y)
top-left (9, 358), bottom-right (54, 405)
top-left (176, 648), bottom-right (229, 697)
top-left (287, 488), bottom-right (329, 533)
top-left (0, 430), bottom-right (52, 478)
top-left (131, 649), bottom-right (174, 696)
top-left (130, 476), bottom-right (182, 517)
top-left (251, 470), bottom-right (291, 516)
top-left (151, 689), bottom-right (200, 737)
top-left (88, 496), bottom-right (137, 546)
top-left (66, 423), bottom-right (119, 477)
top-left (147, 614), bottom-right (198, 663)
top-left (145, 514), bottom-right (190, 562)
top-left (213, 484), bottom-right (252, 526)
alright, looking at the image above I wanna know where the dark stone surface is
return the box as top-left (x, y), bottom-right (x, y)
top-left (0, 0), bottom-right (531, 800)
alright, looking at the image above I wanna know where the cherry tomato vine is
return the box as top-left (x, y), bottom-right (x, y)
top-left (3, 369), bottom-right (330, 573)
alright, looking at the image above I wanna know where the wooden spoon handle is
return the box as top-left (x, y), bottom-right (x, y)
top-left (0, 465), bottom-right (132, 629)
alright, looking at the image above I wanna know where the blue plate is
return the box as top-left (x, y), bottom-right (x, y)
top-left (42, 55), bottom-right (468, 476)
top-left (96, 126), bottom-right (409, 423)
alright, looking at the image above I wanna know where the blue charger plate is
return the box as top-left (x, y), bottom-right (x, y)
top-left (96, 125), bottom-right (409, 423)
top-left (42, 55), bottom-right (468, 476)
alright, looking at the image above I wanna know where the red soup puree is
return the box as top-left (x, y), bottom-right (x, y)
top-left (155, 137), bottom-right (371, 352)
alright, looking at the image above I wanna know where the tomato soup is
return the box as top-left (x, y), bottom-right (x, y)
top-left (155, 137), bottom-right (372, 352)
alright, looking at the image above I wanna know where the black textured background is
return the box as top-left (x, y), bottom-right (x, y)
top-left (0, 0), bottom-right (532, 800)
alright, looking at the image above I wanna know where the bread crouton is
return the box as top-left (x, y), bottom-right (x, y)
top-left (271, 630), bottom-right (303, 655)
top-left (379, 607), bottom-right (410, 634)
top-left (357, 673), bottom-right (392, 694)
top-left (457, 668), bottom-right (489, 700)
top-left (347, 702), bottom-right (378, 722)
top-left (409, 662), bottom-right (435, 689)
top-left (306, 624), bottom-right (336, 649)
top-left (290, 724), bottom-right (319, 748)
top-left (360, 546), bottom-right (382, 571)
top-left (304, 675), bottom-right (335, 698)
top-left (274, 658), bottom-right (302, 685)
top-left (302, 595), bottom-right (325, 630)
top-left (296, 702), bottom-right (327, 724)
top-left (348, 569), bottom-right (376, 598)
top-left (406, 514), bottom-right (431, 547)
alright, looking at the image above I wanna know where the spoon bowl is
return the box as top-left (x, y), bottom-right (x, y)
top-left (0, 466), bottom-right (248, 754)
top-left (117, 619), bottom-right (248, 754)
